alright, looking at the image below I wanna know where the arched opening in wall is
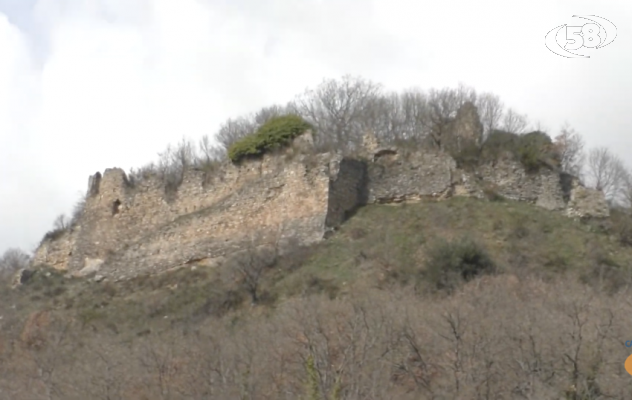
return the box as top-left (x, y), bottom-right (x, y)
top-left (112, 199), bottom-right (122, 215)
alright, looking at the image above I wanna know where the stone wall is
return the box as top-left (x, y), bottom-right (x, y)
top-left (33, 140), bottom-right (372, 279)
top-left (367, 149), bottom-right (455, 203)
top-left (32, 104), bottom-right (610, 280)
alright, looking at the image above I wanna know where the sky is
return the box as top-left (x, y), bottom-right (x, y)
top-left (0, 0), bottom-right (630, 255)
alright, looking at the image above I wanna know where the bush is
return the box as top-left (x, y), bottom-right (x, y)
top-left (480, 130), bottom-right (557, 173)
top-left (481, 130), bottom-right (520, 162)
top-left (424, 236), bottom-right (496, 291)
top-left (227, 114), bottom-right (312, 163)
top-left (516, 131), bottom-right (556, 172)
top-left (451, 141), bottom-right (482, 170)
top-left (610, 209), bottom-right (632, 247)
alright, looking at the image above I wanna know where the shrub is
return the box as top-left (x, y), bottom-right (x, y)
top-left (610, 209), bottom-right (632, 247)
top-left (515, 131), bottom-right (556, 172)
top-left (424, 236), bottom-right (496, 291)
top-left (451, 141), bottom-right (482, 169)
top-left (227, 114), bottom-right (312, 163)
top-left (480, 130), bottom-right (557, 173)
top-left (481, 130), bottom-right (520, 162)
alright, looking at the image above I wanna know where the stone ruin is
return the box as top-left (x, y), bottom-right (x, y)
top-left (30, 103), bottom-right (609, 281)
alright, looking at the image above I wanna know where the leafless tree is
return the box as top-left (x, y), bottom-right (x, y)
top-left (398, 89), bottom-right (430, 143)
top-left (137, 335), bottom-right (183, 400)
top-left (294, 75), bottom-right (383, 152)
top-left (215, 116), bottom-right (257, 150)
top-left (553, 123), bottom-right (586, 177)
top-left (421, 85), bottom-right (476, 150)
top-left (229, 232), bottom-right (280, 304)
top-left (586, 147), bottom-right (627, 202)
top-left (198, 135), bottom-right (224, 163)
top-left (156, 137), bottom-right (198, 191)
top-left (0, 248), bottom-right (30, 277)
top-left (53, 214), bottom-right (69, 231)
top-left (23, 315), bottom-right (79, 400)
top-left (475, 92), bottom-right (504, 139)
top-left (69, 194), bottom-right (86, 226)
top-left (501, 108), bottom-right (529, 134)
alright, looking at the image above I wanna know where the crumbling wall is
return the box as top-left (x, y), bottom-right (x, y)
top-left (367, 149), bottom-right (456, 203)
top-left (566, 179), bottom-right (610, 219)
top-left (31, 229), bottom-right (78, 270)
top-left (33, 135), bottom-right (361, 279)
top-left (472, 160), bottom-right (567, 210)
top-left (101, 152), bottom-right (337, 279)
top-left (32, 106), bottom-right (611, 280)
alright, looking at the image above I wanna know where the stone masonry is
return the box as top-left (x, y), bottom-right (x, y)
top-left (32, 106), bottom-right (610, 280)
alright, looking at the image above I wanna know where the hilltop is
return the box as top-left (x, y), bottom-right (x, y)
top-left (3, 77), bottom-right (632, 399)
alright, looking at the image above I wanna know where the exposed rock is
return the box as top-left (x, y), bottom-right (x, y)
top-left (74, 258), bottom-right (104, 277)
top-left (565, 179), bottom-right (610, 219)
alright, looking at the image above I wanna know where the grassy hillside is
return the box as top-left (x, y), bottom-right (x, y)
top-left (2, 197), bottom-right (632, 399)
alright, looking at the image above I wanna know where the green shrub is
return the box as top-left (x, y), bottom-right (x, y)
top-left (228, 114), bottom-right (312, 163)
top-left (424, 236), bottom-right (496, 291)
top-left (480, 130), bottom-right (557, 173)
top-left (481, 130), bottom-right (520, 162)
top-left (451, 141), bottom-right (482, 169)
top-left (610, 209), bottom-right (632, 246)
top-left (515, 131), bottom-right (555, 172)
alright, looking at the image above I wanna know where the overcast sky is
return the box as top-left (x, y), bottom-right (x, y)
top-left (1, 0), bottom-right (630, 255)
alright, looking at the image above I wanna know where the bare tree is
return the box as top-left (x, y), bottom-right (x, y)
top-left (418, 84), bottom-right (478, 150)
top-left (294, 75), bottom-right (383, 152)
top-left (69, 194), bottom-right (86, 226)
top-left (156, 137), bottom-right (198, 191)
top-left (475, 92), bottom-right (504, 139)
top-left (215, 116), bottom-right (257, 150)
top-left (53, 214), bottom-right (69, 231)
top-left (586, 147), bottom-right (627, 203)
top-left (198, 135), bottom-right (226, 165)
top-left (229, 232), bottom-right (280, 304)
top-left (398, 89), bottom-right (429, 143)
top-left (501, 108), bottom-right (529, 134)
top-left (0, 248), bottom-right (30, 278)
top-left (553, 123), bottom-right (586, 177)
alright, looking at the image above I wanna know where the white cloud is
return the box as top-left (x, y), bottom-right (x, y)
top-left (1, 0), bottom-right (631, 253)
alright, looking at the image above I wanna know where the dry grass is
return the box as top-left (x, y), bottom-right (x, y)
top-left (3, 197), bottom-right (632, 399)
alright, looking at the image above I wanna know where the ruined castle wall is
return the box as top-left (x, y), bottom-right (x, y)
top-left (32, 229), bottom-right (79, 270)
top-left (366, 150), bottom-right (456, 203)
top-left (35, 147), bottom-right (345, 278)
top-left (102, 153), bottom-right (335, 278)
top-left (473, 161), bottom-right (567, 210)
top-left (33, 126), bottom-right (611, 280)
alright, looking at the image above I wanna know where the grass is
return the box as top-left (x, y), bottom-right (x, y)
top-left (5, 197), bottom-right (632, 338)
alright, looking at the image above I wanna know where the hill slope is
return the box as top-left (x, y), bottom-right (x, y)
top-left (2, 197), bottom-right (632, 399)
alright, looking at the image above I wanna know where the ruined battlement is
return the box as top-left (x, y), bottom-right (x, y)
top-left (32, 106), bottom-right (609, 281)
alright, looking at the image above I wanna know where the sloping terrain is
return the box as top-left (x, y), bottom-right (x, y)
top-left (2, 197), bottom-right (632, 399)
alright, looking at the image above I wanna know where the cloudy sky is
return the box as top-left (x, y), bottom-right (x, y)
top-left (0, 0), bottom-right (630, 255)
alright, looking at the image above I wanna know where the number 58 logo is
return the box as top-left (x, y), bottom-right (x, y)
top-left (545, 15), bottom-right (617, 58)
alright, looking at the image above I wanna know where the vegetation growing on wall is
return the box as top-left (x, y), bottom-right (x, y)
top-left (227, 114), bottom-right (313, 163)
top-left (460, 129), bottom-right (561, 173)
